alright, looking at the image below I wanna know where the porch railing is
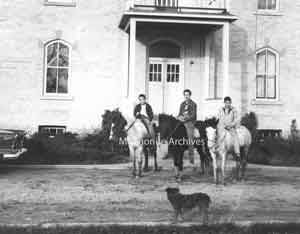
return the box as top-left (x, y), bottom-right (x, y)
top-left (130, 0), bottom-right (227, 10)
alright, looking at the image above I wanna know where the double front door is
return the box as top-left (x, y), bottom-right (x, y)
top-left (148, 58), bottom-right (184, 115)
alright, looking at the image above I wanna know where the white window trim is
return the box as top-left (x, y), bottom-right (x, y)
top-left (44, 0), bottom-right (76, 7)
top-left (253, 47), bottom-right (280, 104)
top-left (43, 39), bottom-right (73, 99)
top-left (257, 0), bottom-right (280, 12)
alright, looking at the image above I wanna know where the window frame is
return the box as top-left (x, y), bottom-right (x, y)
top-left (44, 0), bottom-right (76, 7)
top-left (257, 0), bottom-right (279, 12)
top-left (43, 39), bottom-right (72, 98)
top-left (38, 125), bottom-right (66, 137)
top-left (255, 47), bottom-right (279, 101)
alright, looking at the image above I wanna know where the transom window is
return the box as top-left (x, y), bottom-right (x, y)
top-left (44, 40), bottom-right (71, 95)
top-left (258, 0), bottom-right (277, 10)
top-left (256, 48), bottom-right (278, 99)
top-left (149, 40), bottom-right (181, 58)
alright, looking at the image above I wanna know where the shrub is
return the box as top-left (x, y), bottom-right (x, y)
top-left (248, 136), bottom-right (300, 167)
top-left (241, 112), bottom-right (258, 137)
top-left (11, 131), bottom-right (129, 165)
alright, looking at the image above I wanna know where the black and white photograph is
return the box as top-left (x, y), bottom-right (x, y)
top-left (0, 0), bottom-right (299, 233)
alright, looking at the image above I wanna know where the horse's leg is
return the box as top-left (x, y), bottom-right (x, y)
top-left (241, 146), bottom-right (249, 181)
top-left (211, 152), bottom-right (218, 184)
top-left (137, 146), bottom-right (144, 178)
top-left (143, 146), bottom-right (149, 171)
top-left (235, 153), bottom-right (241, 181)
top-left (221, 152), bottom-right (227, 185)
top-left (154, 143), bottom-right (159, 171)
top-left (196, 146), bottom-right (204, 175)
top-left (129, 146), bottom-right (136, 176)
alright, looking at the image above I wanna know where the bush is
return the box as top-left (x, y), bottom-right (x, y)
top-left (241, 112), bottom-right (258, 137)
top-left (8, 131), bottom-right (129, 165)
top-left (249, 137), bottom-right (300, 167)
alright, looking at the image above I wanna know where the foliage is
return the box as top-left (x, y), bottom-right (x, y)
top-left (241, 112), bottom-right (258, 137)
top-left (249, 137), bottom-right (300, 167)
top-left (3, 110), bottom-right (130, 165)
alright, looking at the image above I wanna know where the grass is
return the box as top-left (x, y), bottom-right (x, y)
top-left (0, 223), bottom-right (299, 234)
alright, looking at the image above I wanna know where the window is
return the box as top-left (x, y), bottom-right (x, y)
top-left (44, 0), bottom-right (76, 6)
top-left (149, 64), bottom-right (162, 82)
top-left (149, 40), bottom-right (181, 58)
top-left (258, 0), bottom-right (277, 10)
top-left (44, 40), bottom-right (71, 95)
top-left (39, 125), bottom-right (66, 137)
top-left (256, 48), bottom-right (278, 99)
top-left (155, 0), bottom-right (178, 8)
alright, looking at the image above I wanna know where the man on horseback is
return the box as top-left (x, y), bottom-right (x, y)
top-left (217, 96), bottom-right (240, 158)
top-left (177, 89), bottom-right (197, 164)
top-left (134, 94), bottom-right (155, 139)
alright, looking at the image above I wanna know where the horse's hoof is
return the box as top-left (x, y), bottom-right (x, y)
top-left (143, 167), bottom-right (151, 172)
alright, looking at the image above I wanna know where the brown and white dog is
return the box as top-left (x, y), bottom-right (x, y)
top-left (166, 187), bottom-right (211, 223)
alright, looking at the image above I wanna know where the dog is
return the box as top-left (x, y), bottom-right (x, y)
top-left (166, 187), bottom-right (211, 223)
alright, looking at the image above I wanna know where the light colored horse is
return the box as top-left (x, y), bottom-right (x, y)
top-left (110, 99), bottom-right (156, 178)
top-left (206, 124), bottom-right (252, 185)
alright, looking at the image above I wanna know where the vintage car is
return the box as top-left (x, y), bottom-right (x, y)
top-left (0, 129), bottom-right (27, 160)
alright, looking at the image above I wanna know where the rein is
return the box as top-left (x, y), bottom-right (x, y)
top-left (125, 119), bottom-right (137, 132)
top-left (164, 122), bottom-right (182, 140)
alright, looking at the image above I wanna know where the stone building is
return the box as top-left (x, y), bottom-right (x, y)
top-left (0, 0), bottom-right (298, 136)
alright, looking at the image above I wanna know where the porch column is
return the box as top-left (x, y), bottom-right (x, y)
top-left (128, 18), bottom-right (136, 99)
top-left (222, 22), bottom-right (230, 97)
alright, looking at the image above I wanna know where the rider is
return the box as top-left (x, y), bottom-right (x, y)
top-left (134, 94), bottom-right (155, 138)
top-left (217, 96), bottom-right (240, 158)
top-left (177, 89), bottom-right (197, 164)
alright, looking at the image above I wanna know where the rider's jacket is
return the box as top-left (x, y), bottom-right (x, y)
top-left (134, 103), bottom-right (154, 121)
top-left (217, 106), bottom-right (239, 130)
top-left (178, 99), bottom-right (197, 123)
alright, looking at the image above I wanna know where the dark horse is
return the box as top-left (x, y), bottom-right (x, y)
top-left (158, 114), bottom-right (211, 181)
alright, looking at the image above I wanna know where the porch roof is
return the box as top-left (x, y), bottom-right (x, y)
top-left (119, 10), bottom-right (237, 31)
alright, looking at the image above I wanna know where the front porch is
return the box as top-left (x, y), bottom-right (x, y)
top-left (120, 0), bottom-right (237, 117)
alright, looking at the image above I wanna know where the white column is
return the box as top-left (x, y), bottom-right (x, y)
top-left (128, 18), bottom-right (136, 99)
top-left (225, 0), bottom-right (230, 11)
top-left (204, 34), bottom-right (211, 99)
top-left (222, 22), bottom-right (230, 97)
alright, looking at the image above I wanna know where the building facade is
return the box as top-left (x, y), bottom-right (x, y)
top-left (0, 0), bottom-right (298, 135)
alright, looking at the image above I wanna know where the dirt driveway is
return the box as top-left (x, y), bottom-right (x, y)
top-left (0, 159), bottom-right (300, 225)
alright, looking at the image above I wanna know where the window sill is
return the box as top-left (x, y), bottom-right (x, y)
top-left (251, 99), bottom-right (283, 106)
top-left (41, 95), bottom-right (74, 101)
top-left (204, 98), bottom-right (223, 103)
top-left (44, 1), bottom-right (76, 7)
top-left (254, 10), bottom-right (283, 16)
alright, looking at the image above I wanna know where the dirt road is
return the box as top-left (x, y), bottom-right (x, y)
top-left (0, 160), bottom-right (300, 225)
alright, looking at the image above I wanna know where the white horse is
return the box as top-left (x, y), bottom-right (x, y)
top-left (206, 119), bottom-right (252, 185)
top-left (109, 99), bottom-right (157, 178)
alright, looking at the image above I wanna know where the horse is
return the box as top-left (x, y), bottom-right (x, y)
top-left (109, 100), bottom-right (158, 178)
top-left (158, 114), bottom-right (211, 181)
top-left (204, 117), bottom-right (252, 185)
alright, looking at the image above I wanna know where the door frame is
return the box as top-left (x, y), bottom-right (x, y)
top-left (147, 57), bottom-right (185, 113)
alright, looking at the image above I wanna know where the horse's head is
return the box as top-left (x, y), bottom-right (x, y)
top-left (158, 114), bottom-right (178, 140)
top-left (109, 109), bottom-right (128, 140)
top-left (204, 117), bottom-right (219, 129)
